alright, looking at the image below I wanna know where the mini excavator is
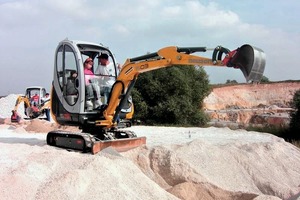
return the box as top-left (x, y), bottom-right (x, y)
top-left (11, 86), bottom-right (50, 122)
top-left (47, 39), bottom-right (266, 154)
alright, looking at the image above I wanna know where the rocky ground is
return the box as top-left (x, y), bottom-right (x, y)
top-left (0, 121), bottom-right (299, 200)
top-left (203, 81), bottom-right (300, 128)
top-left (0, 82), bottom-right (300, 200)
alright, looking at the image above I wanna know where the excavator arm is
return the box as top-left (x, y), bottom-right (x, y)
top-left (13, 96), bottom-right (31, 112)
top-left (98, 44), bottom-right (266, 127)
top-left (11, 96), bottom-right (31, 122)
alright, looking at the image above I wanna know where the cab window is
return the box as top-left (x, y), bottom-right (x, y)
top-left (55, 44), bottom-right (79, 105)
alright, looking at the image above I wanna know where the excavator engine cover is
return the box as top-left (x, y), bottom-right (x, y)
top-left (230, 44), bottom-right (266, 82)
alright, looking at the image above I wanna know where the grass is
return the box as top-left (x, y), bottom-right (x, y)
top-left (246, 125), bottom-right (288, 137)
top-left (246, 125), bottom-right (300, 149)
top-left (291, 140), bottom-right (300, 148)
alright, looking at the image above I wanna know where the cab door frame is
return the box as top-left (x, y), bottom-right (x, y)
top-left (53, 41), bottom-right (83, 115)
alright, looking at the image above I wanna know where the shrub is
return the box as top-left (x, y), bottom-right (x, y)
top-left (132, 66), bottom-right (211, 126)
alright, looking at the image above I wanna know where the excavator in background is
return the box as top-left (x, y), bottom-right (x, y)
top-left (11, 86), bottom-right (50, 122)
top-left (47, 39), bottom-right (266, 154)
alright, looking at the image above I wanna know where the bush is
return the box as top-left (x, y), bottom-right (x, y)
top-left (288, 89), bottom-right (300, 141)
top-left (132, 66), bottom-right (211, 126)
top-left (246, 125), bottom-right (289, 138)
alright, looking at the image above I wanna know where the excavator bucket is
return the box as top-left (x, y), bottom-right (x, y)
top-left (92, 137), bottom-right (146, 154)
top-left (10, 110), bottom-right (21, 123)
top-left (230, 44), bottom-right (266, 83)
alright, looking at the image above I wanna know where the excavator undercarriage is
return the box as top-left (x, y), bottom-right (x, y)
top-left (47, 130), bottom-right (145, 154)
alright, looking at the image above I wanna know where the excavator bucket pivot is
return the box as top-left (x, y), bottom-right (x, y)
top-left (92, 137), bottom-right (146, 154)
top-left (227, 44), bottom-right (266, 83)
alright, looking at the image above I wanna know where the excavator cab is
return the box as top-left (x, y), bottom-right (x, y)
top-left (25, 86), bottom-right (47, 105)
top-left (51, 39), bottom-right (133, 129)
top-left (24, 86), bottom-right (47, 118)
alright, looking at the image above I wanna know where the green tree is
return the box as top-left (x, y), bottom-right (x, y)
top-left (260, 76), bottom-right (270, 83)
top-left (225, 79), bottom-right (238, 84)
top-left (131, 66), bottom-right (211, 126)
top-left (289, 89), bottom-right (300, 140)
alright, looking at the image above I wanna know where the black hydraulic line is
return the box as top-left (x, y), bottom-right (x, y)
top-left (129, 47), bottom-right (209, 63)
top-left (218, 47), bottom-right (230, 60)
top-left (113, 77), bottom-right (137, 123)
top-left (176, 47), bottom-right (207, 54)
top-left (129, 47), bottom-right (208, 62)
top-left (129, 52), bottom-right (159, 62)
top-left (212, 46), bottom-right (230, 62)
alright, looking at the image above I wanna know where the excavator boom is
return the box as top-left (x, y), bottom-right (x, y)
top-left (101, 44), bottom-right (266, 127)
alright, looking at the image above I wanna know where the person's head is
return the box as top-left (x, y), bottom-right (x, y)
top-left (97, 53), bottom-right (109, 66)
top-left (84, 58), bottom-right (93, 69)
top-left (71, 71), bottom-right (78, 78)
top-left (45, 93), bottom-right (49, 97)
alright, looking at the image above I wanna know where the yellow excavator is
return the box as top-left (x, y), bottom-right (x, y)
top-left (47, 39), bottom-right (266, 154)
top-left (11, 86), bottom-right (50, 122)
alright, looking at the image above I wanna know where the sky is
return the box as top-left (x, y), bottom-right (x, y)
top-left (0, 0), bottom-right (299, 95)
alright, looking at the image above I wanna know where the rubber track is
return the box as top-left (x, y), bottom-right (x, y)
top-left (47, 130), bottom-right (95, 152)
